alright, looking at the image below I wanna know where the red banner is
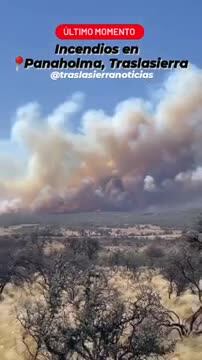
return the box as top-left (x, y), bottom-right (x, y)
top-left (55, 24), bottom-right (144, 40)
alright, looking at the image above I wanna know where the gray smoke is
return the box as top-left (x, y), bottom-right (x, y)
top-left (0, 66), bottom-right (202, 214)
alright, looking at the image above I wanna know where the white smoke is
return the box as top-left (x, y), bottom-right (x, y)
top-left (144, 176), bottom-right (157, 192)
top-left (0, 66), bottom-right (202, 214)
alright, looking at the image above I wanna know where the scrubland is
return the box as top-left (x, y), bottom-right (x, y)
top-left (0, 217), bottom-right (201, 359)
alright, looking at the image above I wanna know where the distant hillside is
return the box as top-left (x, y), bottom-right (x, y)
top-left (0, 208), bottom-right (201, 228)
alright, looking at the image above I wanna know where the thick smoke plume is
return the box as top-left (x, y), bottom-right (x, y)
top-left (1, 66), bottom-right (202, 214)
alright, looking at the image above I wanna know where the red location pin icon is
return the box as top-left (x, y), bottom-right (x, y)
top-left (15, 56), bottom-right (24, 71)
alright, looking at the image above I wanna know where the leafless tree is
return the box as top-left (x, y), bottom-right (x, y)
top-left (17, 267), bottom-right (175, 360)
top-left (161, 242), bottom-right (202, 302)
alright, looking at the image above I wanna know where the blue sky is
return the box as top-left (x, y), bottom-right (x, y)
top-left (1, 0), bottom-right (201, 137)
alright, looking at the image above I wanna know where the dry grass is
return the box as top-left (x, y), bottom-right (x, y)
top-left (110, 270), bottom-right (202, 360)
top-left (0, 285), bottom-right (27, 360)
top-left (0, 270), bottom-right (201, 359)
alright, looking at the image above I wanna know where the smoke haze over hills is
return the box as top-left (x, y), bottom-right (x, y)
top-left (1, 66), bottom-right (202, 214)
